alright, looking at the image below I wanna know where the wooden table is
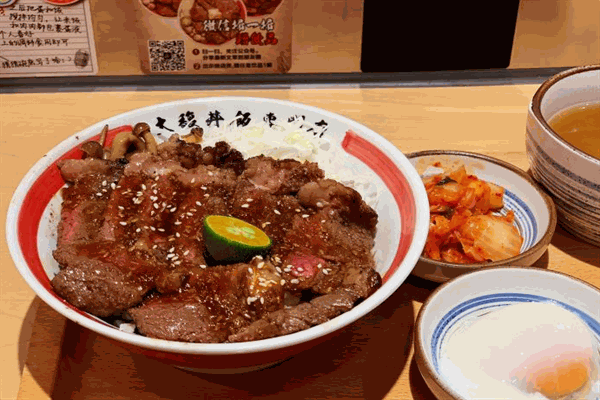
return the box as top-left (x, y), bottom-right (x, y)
top-left (2, 85), bottom-right (599, 400)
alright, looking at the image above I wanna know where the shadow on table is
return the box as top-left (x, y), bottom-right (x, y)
top-left (18, 297), bottom-right (41, 374)
top-left (18, 297), bottom-right (67, 399)
top-left (44, 286), bottom-right (416, 400)
top-left (550, 224), bottom-right (600, 269)
top-left (402, 275), bottom-right (442, 303)
top-left (408, 357), bottom-right (437, 400)
top-left (530, 249), bottom-right (550, 269)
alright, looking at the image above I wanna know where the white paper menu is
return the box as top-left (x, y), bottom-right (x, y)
top-left (0, 0), bottom-right (98, 77)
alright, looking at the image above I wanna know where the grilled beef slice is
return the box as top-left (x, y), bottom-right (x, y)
top-left (52, 242), bottom-right (157, 317)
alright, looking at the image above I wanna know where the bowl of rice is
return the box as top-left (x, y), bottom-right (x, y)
top-left (6, 97), bottom-right (429, 372)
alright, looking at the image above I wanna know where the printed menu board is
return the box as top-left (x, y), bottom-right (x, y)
top-left (0, 0), bottom-right (98, 77)
top-left (0, 0), bottom-right (292, 76)
top-left (130, 0), bottom-right (292, 74)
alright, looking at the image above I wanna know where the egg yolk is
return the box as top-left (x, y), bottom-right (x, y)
top-left (529, 356), bottom-right (590, 399)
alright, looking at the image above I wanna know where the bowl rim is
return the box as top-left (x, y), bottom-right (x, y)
top-left (530, 64), bottom-right (600, 165)
top-left (406, 149), bottom-right (557, 270)
top-left (414, 265), bottom-right (600, 400)
top-left (6, 95), bottom-right (430, 356)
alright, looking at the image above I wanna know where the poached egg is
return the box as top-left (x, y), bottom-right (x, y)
top-left (439, 302), bottom-right (600, 399)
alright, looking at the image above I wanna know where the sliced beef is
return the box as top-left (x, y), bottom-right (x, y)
top-left (278, 252), bottom-right (340, 294)
top-left (297, 179), bottom-right (378, 234)
top-left (274, 210), bottom-right (376, 270)
top-left (158, 164), bottom-right (235, 285)
top-left (124, 152), bottom-right (183, 177)
top-left (97, 171), bottom-right (184, 253)
top-left (229, 179), bottom-right (306, 244)
top-left (152, 192), bottom-right (227, 294)
top-left (228, 289), bottom-right (357, 342)
top-left (97, 173), bottom-right (146, 243)
top-left (244, 257), bottom-right (285, 315)
top-left (135, 260), bottom-right (285, 343)
top-left (341, 265), bottom-right (382, 299)
top-left (154, 266), bottom-right (196, 294)
top-left (157, 135), bottom-right (204, 169)
top-left (278, 252), bottom-right (381, 297)
top-left (56, 159), bottom-right (124, 248)
top-left (185, 262), bottom-right (277, 321)
top-left (170, 194), bottom-right (227, 247)
top-left (100, 153), bottom-right (192, 248)
top-left (57, 158), bottom-right (114, 183)
top-left (57, 197), bottom-right (106, 249)
top-left (174, 163), bottom-right (238, 193)
top-left (52, 136), bottom-right (381, 343)
top-left (97, 153), bottom-right (187, 252)
top-left (52, 242), bottom-right (156, 317)
top-left (268, 209), bottom-right (377, 298)
top-left (140, 257), bottom-right (286, 339)
top-left (202, 141), bottom-right (245, 175)
top-left (243, 156), bottom-right (324, 195)
top-left (129, 292), bottom-right (229, 343)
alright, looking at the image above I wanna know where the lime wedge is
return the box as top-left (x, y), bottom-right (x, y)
top-left (203, 215), bottom-right (272, 263)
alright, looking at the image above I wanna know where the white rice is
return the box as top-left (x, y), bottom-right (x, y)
top-left (202, 116), bottom-right (379, 208)
top-left (116, 321), bottom-right (136, 333)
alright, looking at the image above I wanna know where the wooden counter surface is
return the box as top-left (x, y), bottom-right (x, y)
top-left (1, 85), bottom-right (599, 400)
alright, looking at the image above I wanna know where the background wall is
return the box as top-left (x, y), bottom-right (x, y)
top-left (89, 0), bottom-right (599, 76)
top-left (90, 0), bottom-right (365, 76)
top-left (509, 0), bottom-right (600, 68)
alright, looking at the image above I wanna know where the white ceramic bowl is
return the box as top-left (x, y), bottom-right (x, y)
top-left (407, 150), bottom-right (556, 283)
top-left (6, 97), bottom-right (429, 372)
top-left (526, 64), bottom-right (600, 247)
top-left (415, 267), bottom-right (600, 400)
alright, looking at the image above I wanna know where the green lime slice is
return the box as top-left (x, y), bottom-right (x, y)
top-left (203, 215), bottom-right (272, 263)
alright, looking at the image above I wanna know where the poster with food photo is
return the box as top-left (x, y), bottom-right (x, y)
top-left (132, 0), bottom-right (291, 74)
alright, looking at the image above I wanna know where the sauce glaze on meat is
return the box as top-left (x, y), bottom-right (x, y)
top-left (52, 134), bottom-right (381, 343)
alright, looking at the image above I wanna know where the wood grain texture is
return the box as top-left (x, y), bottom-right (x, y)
top-left (1, 85), bottom-right (598, 400)
top-left (16, 300), bottom-right (66, 400)
top-left (509, 0), bottom-right (600, 69)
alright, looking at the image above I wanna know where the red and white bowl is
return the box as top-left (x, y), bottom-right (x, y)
top-left (6, 97), bottom-right (429, 372)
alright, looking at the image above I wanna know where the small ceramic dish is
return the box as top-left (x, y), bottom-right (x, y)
top-left (407, 150), bottom-right (557, 282)
top-left (526, 64), bottom-right (600, 247)
top-left (414, 267), bottom-right (600, 400)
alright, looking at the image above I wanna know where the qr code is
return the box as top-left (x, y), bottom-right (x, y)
top-left (149, 40), bottom-right (185, 72)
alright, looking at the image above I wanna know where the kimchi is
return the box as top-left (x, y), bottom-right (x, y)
top-left (422, 163), bottom-right (523, 264)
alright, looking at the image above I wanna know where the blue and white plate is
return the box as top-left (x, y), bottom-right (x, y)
top-left (415, 267), bottom-right (600, 400)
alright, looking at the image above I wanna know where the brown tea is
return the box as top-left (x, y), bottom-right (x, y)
top-left (548, 102), bottom-right (600, 159)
